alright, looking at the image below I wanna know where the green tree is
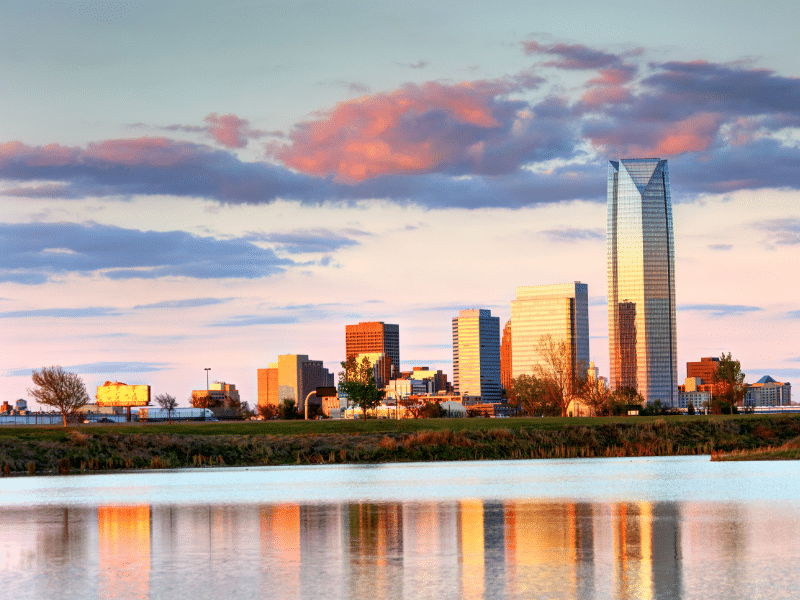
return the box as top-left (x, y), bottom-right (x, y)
top-left (608, 387), bottom-right (645, 415)
top-left (419, 400), bottom-right (445, 418)
top-left (507, 374), bottom-right (558, 416)
top-left (154, 393), bottom-right (177, 424)
top-left (339, 355), bottom-right (385, 419)
top-left (712, 352), bottom-right (747, 414)
top-left (28, 366), bottom-right (90, 427)
top-left (278, 398), bottom-right (300, 420)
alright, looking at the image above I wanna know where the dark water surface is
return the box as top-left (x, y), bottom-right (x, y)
top-left (1, 456), bottom-right (798, 599)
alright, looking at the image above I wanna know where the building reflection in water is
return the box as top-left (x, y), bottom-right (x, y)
top-left (4, 494), bottom-right (799, 600)
top-left (98, 505), bottom-right (151, 600)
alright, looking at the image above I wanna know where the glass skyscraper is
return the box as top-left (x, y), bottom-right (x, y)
top-left (510, 282), bottom-right (589, 381)
top-left (452, 309), bottom-right (501, 402)
top-left (607, 159), bottom-right (677, 406)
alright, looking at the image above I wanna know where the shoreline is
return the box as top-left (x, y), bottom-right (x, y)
top-left (3, 414), bottom-right (800, 475)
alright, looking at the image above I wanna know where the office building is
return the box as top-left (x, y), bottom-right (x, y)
top-left (192, 381), bottom-right (240, 407)
top-left (452, 309), bottom-right (501, 403)
top-left (257, 354), bottom-right (334, 412)
top-left (510, 282), bottom-right (589, 380)
top-left (501, 319), bottom-right (512, 391)
top-left (345, 321), bottom-right (400, 376)
top-left (677, 389), bottom-right (710, 411)
top-left (408, 367), bottom-right (448, 394)
top-left (745, 376), bottom-right (792, 407)
top-left (608, 158), bottom-right (678, 406)
top-left (687, 357), bottom-right (720, 383)
top-left (354, 352), bottom-right (392, 388)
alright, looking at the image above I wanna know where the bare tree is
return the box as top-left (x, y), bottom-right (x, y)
top-left (532, 335), bottom-right (584, 418)
top-left (578, 377), bottom-right (612, 416)
top-left (28, 366), bottom-right (90, 427)
top-left (398, 395), bottom-right (424, 418)
top-left (154, 393), bottom-right (178, 424)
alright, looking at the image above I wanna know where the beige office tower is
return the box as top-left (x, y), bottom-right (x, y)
top-left (257, 354), bottom-right (334, 412)
top-left (510, 282), bottom-right (589, 379)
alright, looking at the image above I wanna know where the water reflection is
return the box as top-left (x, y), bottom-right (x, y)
top-left (2, 483), bottom-right (799, 599)
top-left (98, 506), bottom-right (150, 600)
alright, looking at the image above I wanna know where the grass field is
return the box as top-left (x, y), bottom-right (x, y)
top-left (0, 413), bottom-right (760, 440)
top-left (2, 414), bottom-right (798, 474)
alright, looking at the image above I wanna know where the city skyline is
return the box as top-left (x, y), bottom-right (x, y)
top-left (2, 1), bottom-right (800, 408)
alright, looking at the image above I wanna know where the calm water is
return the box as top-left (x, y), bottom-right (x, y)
top-left (1, 456), bottom-right (798, 599)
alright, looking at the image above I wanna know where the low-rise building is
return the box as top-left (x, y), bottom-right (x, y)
top-left (677, 390), bottom-right (711, 411)
top-left (192, 381), bottom-right (240, 408)
top-left (745, 376), bottom-right (791, 407)
top-left (257, 354), bottom-right (335, 413)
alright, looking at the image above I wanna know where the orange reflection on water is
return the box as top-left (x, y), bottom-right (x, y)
top-left (459, 500), bottom-right (484, 600)
top-left (260, 504), bottom-right (301, 599)
top-left (98, 505), bottom-right (150, 600)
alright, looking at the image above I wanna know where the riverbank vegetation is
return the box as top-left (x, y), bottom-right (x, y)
top-left (711, 434), bottom-right (800, 461)
top-left (2, 414), bottom-right (799, 475)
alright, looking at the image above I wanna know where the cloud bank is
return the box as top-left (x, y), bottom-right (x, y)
top-left (2, 41), bottom-right (800, 208)
top-left (0, 222), bottom-right (295, 283)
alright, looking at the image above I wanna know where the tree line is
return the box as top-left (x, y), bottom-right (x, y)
top-left (23, 348), bottom-right (748, 426)
top-left (506, 337), bottom-right (748, 417)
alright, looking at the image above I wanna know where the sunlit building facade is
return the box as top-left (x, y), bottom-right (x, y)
top-left (510, 282), bottom-right (589, 380)
top-left (608, 159), bottom-right (678, 406)
top-left (257, 354), bottom-right (334, 412)
top-left (500, 319), bottom-right (512, 391)
top-left (345, 321), bottom-right (400, 376)
top-left (452, 309), bottom-right (501, 402)
top-left (745, 375), bottom-right (791, 407)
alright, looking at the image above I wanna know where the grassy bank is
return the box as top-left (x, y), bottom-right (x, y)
top-left (711, 434), bottom-right (800, 461)
top-left (2, 414), bottom-right (799, 475)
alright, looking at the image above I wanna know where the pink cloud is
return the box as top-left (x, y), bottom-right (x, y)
top-left (0, 141), bottom-right (80, 167)
top-left (276, 81), bottom-right (516, 181)
top-left (580, 86), bottom-right (634, 108)
top-left (83, 137), bottom-right (199, 166)
top-left (651, 113), bottom-right (724, 155)
top-left (588, 67), bottom-right (636, 86)
top-left (587, 113), bottom-right (724, 157)
top-left (204, 113), bottom-right (255, 148)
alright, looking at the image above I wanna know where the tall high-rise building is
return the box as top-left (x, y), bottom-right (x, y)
top-left (608, 158), bottom-right (677, 406)
top-left (345, 321), bottom-right (400, 376)
top-left (500, 319), bottom-right (512, 391)
top-left (452, 309), bottom-right (501, 402)
top-left (510, 282), bottom-right (589, 380)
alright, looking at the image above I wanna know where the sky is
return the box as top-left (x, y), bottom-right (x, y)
top-left (2, 0), bottom-right (800, 408)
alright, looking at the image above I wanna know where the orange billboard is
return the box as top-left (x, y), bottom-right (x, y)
top-left (96, 381), bottom-right (151, 407)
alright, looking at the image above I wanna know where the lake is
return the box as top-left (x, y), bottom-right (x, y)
top-left (1, 456), bottom-right (798, 599)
